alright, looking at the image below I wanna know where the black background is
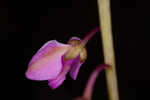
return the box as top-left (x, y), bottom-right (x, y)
top-left (2, 0), bottom-right (150, 100)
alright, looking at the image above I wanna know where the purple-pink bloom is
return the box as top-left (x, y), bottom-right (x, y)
top-left (25, 27), bottom-right (99, 89)
top-left (26, 37), bottom-right (83, 89)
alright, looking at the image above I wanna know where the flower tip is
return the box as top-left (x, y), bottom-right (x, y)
top-left (96, 64), bottom-right (111, 71)
top-left (103, 64), bottom-right (111, 70)
top-left (25, 71), bottom-right (29, 79)
top-left (25, 71), bottom-right (34, 81)
top-left (25, 69), bottom-right (37, 80)
top-left (69, 36), bottom-right (81, 41)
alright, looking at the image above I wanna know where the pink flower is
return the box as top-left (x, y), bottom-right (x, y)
top-left (73, 64), bottom-right (110, 100)
top-left (25, 27), bottom-right (99, 89)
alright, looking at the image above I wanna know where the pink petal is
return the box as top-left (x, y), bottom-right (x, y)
top-left (48, 75), bottom-right (66, 89)
top-left (69, 55), bottom-right (83, 80)
top-left (48, 57), bottom-right (74, 89)
top-left (28, 40), bottom-right (68, 66)
top-left (69, 36), bottom-right (81, 41)
top-left (48, 55), bottom-right (83, 89)
top-left (25, 40), bottom-right (70, 81)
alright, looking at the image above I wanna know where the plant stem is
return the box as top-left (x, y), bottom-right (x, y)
top-left (97, 0), bottom-right (120, 100)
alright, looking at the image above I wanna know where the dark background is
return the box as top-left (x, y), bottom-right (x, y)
top-left (2, 0), bottom-right (150, 100)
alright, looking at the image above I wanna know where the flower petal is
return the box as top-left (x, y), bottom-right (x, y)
top-left (25, 40), bottom-right (70, 81)
top-left (28, 40), bottom-right (68, 66)
top-left (69, 36), bottom-right (81, 41)
top-left (48, 75), bottom-right (66, 89)
top-left (69, 55), bottom-right (83, 80)
top-left (48, 57), bottom-right (74, 89)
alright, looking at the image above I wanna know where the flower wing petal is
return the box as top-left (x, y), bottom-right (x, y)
top-left (69, 55), bottom-right (83, 80)
top-left (28, 40), bottom-right (68, 66)
top-left (25, 40), bottom-right (70, 81)
top-left (48, 76), bottom-right (66, 89)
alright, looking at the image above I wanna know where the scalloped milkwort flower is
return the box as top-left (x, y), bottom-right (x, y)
top-left (25, 27), bottom-right (99, 89)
